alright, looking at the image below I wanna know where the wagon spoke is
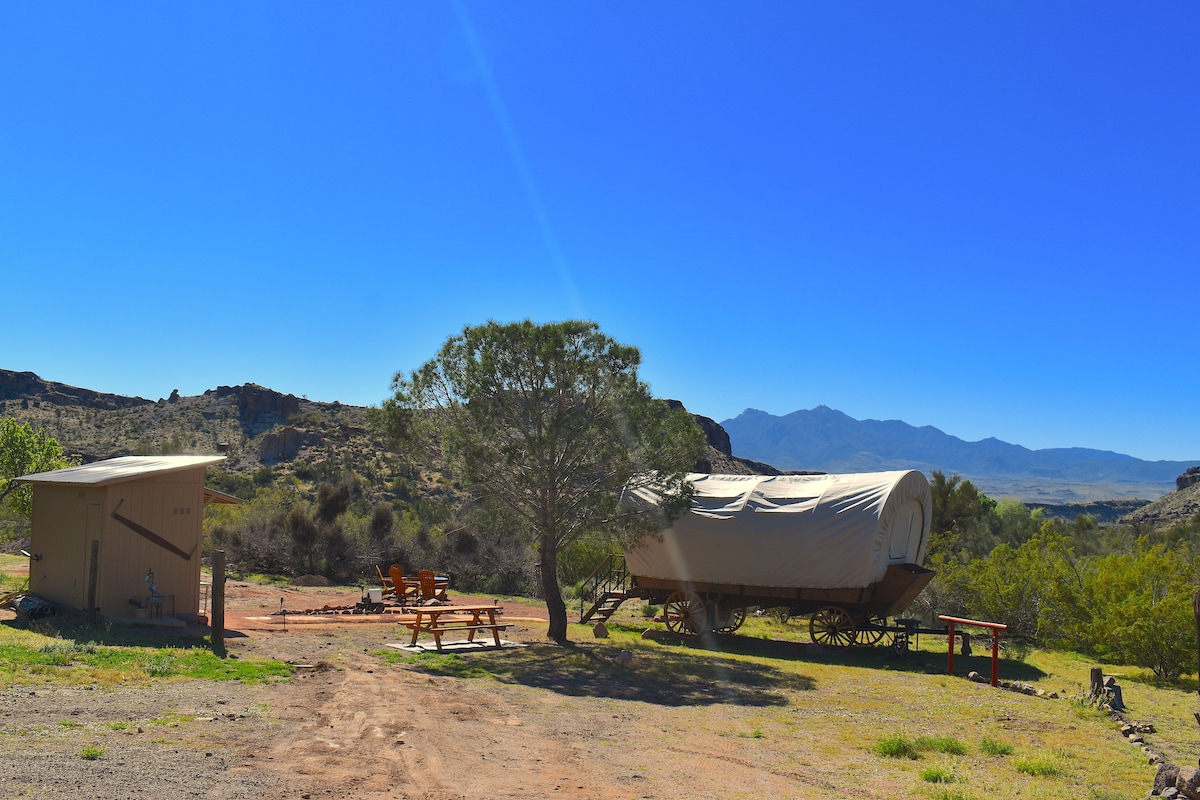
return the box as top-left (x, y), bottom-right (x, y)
top-left (809, 606), bottom-right (856, 648)
top-left (857, 614), bottom-right (891, 646)
top-left (664, 590), bottom-right (706, 637)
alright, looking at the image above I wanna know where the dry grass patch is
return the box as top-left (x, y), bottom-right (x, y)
top-left (487, 607), bottom-right (1164, 799)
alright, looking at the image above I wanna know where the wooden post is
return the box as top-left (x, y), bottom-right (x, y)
top-left (991, 629), bottom-right (1001, 687)
top-left (1089, 667), bottom-right (1104, 697)
top-left (945, 619), bottom-right (957, 676)
top-left (212, 550), bottom-right (226, 657)
top-left (86, 540), bottom-right (99, 624)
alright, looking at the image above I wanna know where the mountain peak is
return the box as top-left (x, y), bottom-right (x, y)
top-left (719, 406), bottom-right (1198, 503)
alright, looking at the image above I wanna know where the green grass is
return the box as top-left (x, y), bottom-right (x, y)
top-left (918, 735), bottom-right (968, 755)
top-left (0, 627), bottom-right (293, 688)
top-left (79, 745), bottom-right (104, 760)
top-left (920, 766), bottom-right (956, 783)
top-left (875, 734), bottom-right (921, 759)
top-left (874, 734), bottom-right (966, 759)
top-left (980, 736), bottom-right (1015, 755)
top-left (1014, 757), bottom-right (1065, 777)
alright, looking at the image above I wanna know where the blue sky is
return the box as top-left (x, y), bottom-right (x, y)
top-left (2, 3), bottom-right (1197, 462)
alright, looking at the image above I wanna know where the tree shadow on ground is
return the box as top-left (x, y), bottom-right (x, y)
top-left (629, 627), bottom-right (1048, 683)
top-left (406, 641), bottom-right (816, 707)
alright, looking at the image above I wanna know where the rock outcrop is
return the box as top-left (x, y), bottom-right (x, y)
top-left (0, 369), bottom-right (152, 411)
top-left (1178, 466), bottom-right (1200, 492)
top-left (208, 384), bottom-right (301, 437)
top-left (1122, 467), bottom-right (1200, 526)
top-left (256, 425), bottom-right (318, 463)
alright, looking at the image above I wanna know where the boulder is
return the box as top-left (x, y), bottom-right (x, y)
top-left (1155, 763), bottom-right (1181, 796)
top-left (257, 426), bottom-right (317, 462)
top-left (1176, 765), bottom-right (1200, 799)
top-left (592, 622), bottom-right (609, 639)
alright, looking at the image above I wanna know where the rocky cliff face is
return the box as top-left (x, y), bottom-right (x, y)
top-left (256, 425), bottom-right (320, 463)
top-left (1121, 467), bottom-right (1200, 526)
top-left (207, 384), bottom-right (301, 437)
top-left (664, 400), bottom-right (783, 475)
top-left (0, 369), bottom-right (152, 411)
top-left (1178, 466), bottom-right (1200, 492)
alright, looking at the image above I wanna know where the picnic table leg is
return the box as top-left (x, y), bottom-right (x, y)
top-left (488, 610), bottom-right (501, 647)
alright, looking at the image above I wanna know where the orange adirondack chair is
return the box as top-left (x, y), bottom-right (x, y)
top-left (417, 569), bottom-right (446, 603)
top-left (376, 564), bottom-right (397, 599)
top-left (390, 565), bottom-right (418, 603)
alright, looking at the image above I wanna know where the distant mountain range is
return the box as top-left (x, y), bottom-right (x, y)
top-left (3, 366), bottom-right (1194, 508)
top-left (720, 406), bottom-right (1199, 503)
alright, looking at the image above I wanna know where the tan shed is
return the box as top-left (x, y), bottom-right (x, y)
top-left (16, 455), bottom-right (240, 621)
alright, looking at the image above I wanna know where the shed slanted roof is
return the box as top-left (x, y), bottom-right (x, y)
top-left (17, 455), bottom-right (227, 487)
top-left (203, 487), bottom-right (243, 506)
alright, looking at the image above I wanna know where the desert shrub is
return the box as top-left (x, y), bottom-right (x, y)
top-left (368, 504), bottom-right (394, 544)
top-left (39, 640), bottom-right (82, 665)
top-left (557, 535), bottom-right (622, 586)
top-left (1081, 541), bottom-right (1199, 681)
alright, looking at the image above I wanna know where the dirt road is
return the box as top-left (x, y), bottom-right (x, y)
top-left (3, 580), bottom-right (818, 799)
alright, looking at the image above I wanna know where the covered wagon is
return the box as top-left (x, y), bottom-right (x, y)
top-left (583, 470), bottom-right (934, 646)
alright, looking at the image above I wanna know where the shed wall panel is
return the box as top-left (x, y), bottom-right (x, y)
top-left (97, 475), bottom-right (203, 618)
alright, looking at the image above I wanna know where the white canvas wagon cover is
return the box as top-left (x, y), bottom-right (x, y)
top-left (623, 470), bottom-right (931, 590)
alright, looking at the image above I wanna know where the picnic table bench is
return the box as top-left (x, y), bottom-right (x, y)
top-left (402, 604), bottom-right (508, 651)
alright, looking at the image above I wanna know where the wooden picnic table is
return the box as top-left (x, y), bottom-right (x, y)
top-left (403, 604), bottom-right (507, 651)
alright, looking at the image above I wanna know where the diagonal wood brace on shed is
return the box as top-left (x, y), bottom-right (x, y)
top-left (110, 499), bottom-right (196, 560)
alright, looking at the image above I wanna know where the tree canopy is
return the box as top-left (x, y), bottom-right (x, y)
top-left (378, 319), bottom-right (705, 642)
top-left (0, 418), bottom-right (80, 525)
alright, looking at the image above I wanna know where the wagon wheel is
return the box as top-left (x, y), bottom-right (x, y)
top-left (716, 606), bottom-right (748, 634)
top-left (856, 614), bottom-right (893, 647)
top-left (663, 590), bottom-right (707, 636)
top-left (809, 606), bottom-right (856, 648)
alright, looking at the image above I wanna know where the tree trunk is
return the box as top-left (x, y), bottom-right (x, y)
top-left (540, 535), bottom-right (569, 643)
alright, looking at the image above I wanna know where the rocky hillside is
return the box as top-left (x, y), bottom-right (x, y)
top-left (1120, 467), bottom-right (1200, 526)
top-left (1, 369), bottom-right (766, 506)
